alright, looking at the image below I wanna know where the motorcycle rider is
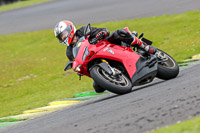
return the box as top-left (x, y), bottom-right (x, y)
top-left (54, 20), bottom-right (110, 61)
top-left (54, 20), bottom-right (157, 93)
top-left (54, 20), bottom-right (157, 62)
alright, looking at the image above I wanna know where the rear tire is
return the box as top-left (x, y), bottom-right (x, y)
top-left (90, 66), bottom-right (132, 95)
top-left (156, 49), bottom-right (179, 80)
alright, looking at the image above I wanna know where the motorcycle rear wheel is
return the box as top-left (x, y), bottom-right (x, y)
top-left (90, 66), bottom-right (132, 95)
top-left (156, 49), bottom-right (179, 80)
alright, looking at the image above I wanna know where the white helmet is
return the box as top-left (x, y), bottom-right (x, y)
top-left (54, 20), bottom-right (76, 46)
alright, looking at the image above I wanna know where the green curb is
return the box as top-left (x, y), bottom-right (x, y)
top-left (0, 121), bottom-right (23, 129)
top-left (0, 118), bottom-right (20, 123)
top-left (179, 60), bottom-right (200, 70)
top-left (0, 111), bottom-right (54, 121)
top-left (23, 104), bottom-right (81, 114)
top-left (53, 95), bottom-right (99, 101)
top-left (73, 91), bottom-right (109, 98)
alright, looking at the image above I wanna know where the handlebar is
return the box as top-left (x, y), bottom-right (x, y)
top-left (89, 37), bottom-right (99, 44)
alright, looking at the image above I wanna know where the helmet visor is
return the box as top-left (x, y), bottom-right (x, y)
top-left (57, 25), bottom-right (72, 46)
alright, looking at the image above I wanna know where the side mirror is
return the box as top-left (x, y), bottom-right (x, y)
top-left (84, 23), bottom-right (91, 38)
top-left (64, 61), bottom-right (73, 71)
top-left (139, 33), bottom-right (144, 39)
top-left (132, 31), bottom-right (138, 37)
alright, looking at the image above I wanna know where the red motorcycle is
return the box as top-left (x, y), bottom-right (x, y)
top-left (64, 24), bottom-right (179, 95)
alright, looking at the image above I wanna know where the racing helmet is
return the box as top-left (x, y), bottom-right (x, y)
top-left (54, 20), bottom-right (76, 46)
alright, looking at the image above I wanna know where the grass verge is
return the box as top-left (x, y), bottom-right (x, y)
top-left (0, 0), bottom-right (53, 13)
top-left (150, 116), bottom-right (200, 133)
top-left (0, 11), bottom-right (200, 118)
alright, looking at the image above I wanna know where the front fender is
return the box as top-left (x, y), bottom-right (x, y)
top-left (64, 61), bottom-right (73, 71)
top-left (90, 62), bottom-right (113, 75)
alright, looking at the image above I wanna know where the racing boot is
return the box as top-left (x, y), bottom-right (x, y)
top-left (131, 36), bottom-right (157, 54)
top-left (123, 27), bottom-right (157, 54)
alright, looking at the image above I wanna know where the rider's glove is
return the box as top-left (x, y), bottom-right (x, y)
top-left (89, 30), bottom-right (109, 44)
top-left (95, 31), bottom-right (107, 40)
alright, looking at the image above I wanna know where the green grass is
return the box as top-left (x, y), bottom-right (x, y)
top-left (0, 11), bottom-right (200, 118)
top-left (0, 0), bottom-right (53, 12)
top-left (150, 116), bottom-right (200, 133)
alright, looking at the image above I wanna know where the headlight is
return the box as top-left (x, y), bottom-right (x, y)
top-left (75, 65), bottom-right (82, 72)
top-left (82, 47), bottom-right (89, 62)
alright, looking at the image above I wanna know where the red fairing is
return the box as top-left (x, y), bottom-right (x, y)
top-left (94, 40), bottom-right (140, 78)
top-left (72, 39), bottom-right (106, 76)
top-left (73, 38), bottom-right (141, 78)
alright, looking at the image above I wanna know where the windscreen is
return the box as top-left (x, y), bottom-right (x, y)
top-left (72, 37), bottom-right (85, 58)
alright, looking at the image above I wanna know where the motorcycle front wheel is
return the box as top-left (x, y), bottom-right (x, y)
top-left (156, 49), bottom-right (179, 80)
top-left (90, 66), bottom-right (132, 95)
top-left (93, 82), bottom-right (105, 93)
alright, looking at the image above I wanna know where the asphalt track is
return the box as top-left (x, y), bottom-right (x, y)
top-left (0, 0), bottom-right (200, 34)
top-left (1, 63), bottom-right (200, 133)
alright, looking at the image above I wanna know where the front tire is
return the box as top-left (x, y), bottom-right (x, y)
top-left (93, 82), bottom-right (105, 93)
top-left (90, 66), bottom-right (132, 95)
top-left (156, 49), bottom-right (179, 80)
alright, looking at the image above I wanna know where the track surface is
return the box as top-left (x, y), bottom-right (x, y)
top-left (0, 0), bottom-right (200, 34)
top-left (1, 63), bottom-right (200, 133)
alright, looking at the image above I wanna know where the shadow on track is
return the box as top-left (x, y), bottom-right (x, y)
top-left (85, 79), bottom-right (166, 106)
top-left (131, 79), bottom-right (166, 92)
